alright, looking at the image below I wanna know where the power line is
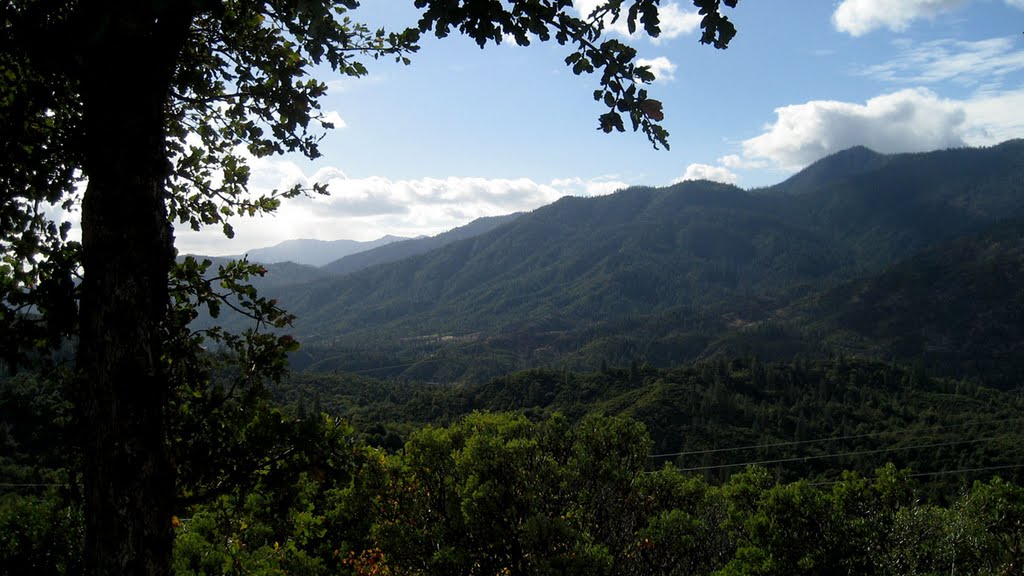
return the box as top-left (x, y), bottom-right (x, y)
top-left (345, 357), bottom-right (443, 375)
top-left (304, 334), bottom-right (486, 375)
top-left (670, 434), bottom-right (1016, 473)
top-left (650, 417), bottom-right (1024, 459)
top-left (809, 463), bottom-right (1024, 486)
top-left (908, 463), bottom-right (1024, 479)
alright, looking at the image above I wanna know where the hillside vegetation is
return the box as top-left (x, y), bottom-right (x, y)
top-left (7, 142), bottom-right (1024, 575)
top-left (253, 141), bottom-right (1024, 386)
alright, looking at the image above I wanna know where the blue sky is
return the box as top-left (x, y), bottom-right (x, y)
top-left (175, 0), bottom-right (1024, 255)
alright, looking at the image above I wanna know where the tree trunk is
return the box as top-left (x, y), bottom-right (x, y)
top-left (78, 170), bottom-right (175, 575)
top-left (75, 4), bottom-right (192, 574)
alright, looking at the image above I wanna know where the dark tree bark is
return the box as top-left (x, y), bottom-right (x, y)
top-left (74, 3), bottom-right (193, 574)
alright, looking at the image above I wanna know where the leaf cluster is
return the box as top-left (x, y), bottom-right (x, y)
top-left (0, 2), bottom-right (83, 369)
top-left (415, 0), bottom-right (737, 149)
top-left (166, 0), bottom-right (421, 237)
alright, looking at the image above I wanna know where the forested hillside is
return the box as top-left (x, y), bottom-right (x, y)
top-left (779, 219), bottom-right (1024, 387)
top-left (277, 356), bottom-right (1024, 489)
top-left (251, 141), bottom-right (1024, 385)
top-left (6, 365), bottom-right (1024, 575)
top-left (321, 213), bottom-right (522, 276)
top-left (7, 143), bottom-right (1024, 575)
top-left (235, 235), bottom-right (408, 267)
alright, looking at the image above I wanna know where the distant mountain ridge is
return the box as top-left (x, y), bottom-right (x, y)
top-left (183, 214), bottom-right (527, 333)
top-left (232, 235), bottom-right (408, 267)
top-left (195, 214), bottom-right (524, 274)
top-left (320, 213), bottom-right (523, 276)
top-left (217, 141), bottom-right (1024, 385)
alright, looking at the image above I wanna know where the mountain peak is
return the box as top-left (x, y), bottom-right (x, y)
top-left (765, 145), bottom-right (889, 196)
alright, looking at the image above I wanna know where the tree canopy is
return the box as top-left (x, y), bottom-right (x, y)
top-left (1, 1), bottom-right (738, 573)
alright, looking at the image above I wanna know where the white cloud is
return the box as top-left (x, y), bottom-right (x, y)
top-left (319, 110), bottom-right (347, 129)
top-left (40, 195), bottom-right (83, 245)
top-left (675, 163), bottom-right (739, 185)
top-left (324, 74), bottom-right (386, 94)
top-left (961, 89), bottom-right (1024, 145)
top-left (244, 152), bottom-right (311, 192)
top-left (654, 3), bottom-right (704, 42)
top-left (718, 154), bottom-right (767, 170)
top-left (636, 56), bottom-right (677, 83)
top-left (832, 0), bottom-right (968, 36)
top-left (860, 37), bottom-right (1024, 87)
top-left (741, 88), bottom-right (969, 170)
top-left (550, 176), bottom-right (629, 196)
top-left (318, 175), bottom-right (563, 213)
top-left (736, 87), bottom-right (1024, 172)
top-left (575, 0), bottom-right (701, 42)
top-left (718, 154), bottom-right (744, 168)
top-left (173, 158), bottom-right (632, 256)
top-left (1006, 0), bottom-right (1024, 8)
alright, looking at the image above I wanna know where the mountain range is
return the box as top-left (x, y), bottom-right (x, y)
top-left (228, 235), bottom-right (409, 267)
top-left (204, 140), bottom-right (1024, 387)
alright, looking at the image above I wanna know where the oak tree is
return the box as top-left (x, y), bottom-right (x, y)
top-left (0, 1), bottom-right (737, 573)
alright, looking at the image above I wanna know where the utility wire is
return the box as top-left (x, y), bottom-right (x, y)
top-left (908, 463), bottom-right (1024, 479)
top-left (650, 417), bottom-right (1024, 459)
top-left (345, 357), bottom-right (443, 375)
top-left (670, 434), bottom-right (1015, 473)
top-left (809, 463), bottom-right (1024, 486)
top-left (305, 334), bottom-right (486, 375)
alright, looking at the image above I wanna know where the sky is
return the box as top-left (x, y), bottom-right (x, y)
top-left (171, 0), bottom-right (1024, 256)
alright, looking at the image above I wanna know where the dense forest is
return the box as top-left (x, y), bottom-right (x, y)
top-left (5, 350), bottom-right (1024, 574)
top-left (5, 372), bottom-right (1024, 575)
top-left (221, 141), bottom-right (1024, 387)
top-left (6, 142), bottom-right (1024, 574)
top-left (279, 357), bottom-right (1024, 488)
